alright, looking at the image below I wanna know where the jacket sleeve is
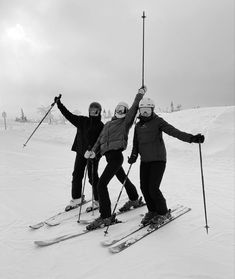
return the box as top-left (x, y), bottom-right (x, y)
top-left (91, 127), bottom-right (103, 155)
top-left (159, 117), bottom-right (193, 143)
top-left (57, 101), bottom-right (83, 127)
top-left (124, 93), bottom-right (144, 129)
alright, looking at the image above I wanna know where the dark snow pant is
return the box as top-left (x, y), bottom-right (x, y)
top-left (98, 150), bottom-right (139, 218)
top-left (140, 161), bottom-right (168, 215)
top-left (71, 153), bottom-right (99, 201)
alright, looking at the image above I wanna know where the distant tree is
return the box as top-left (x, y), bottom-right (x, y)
top-left (170, 101), bottom-right (174, 112)
top-left (102, 109), bottom-right (106, 119)
top-left (176, 104), bottom-right (182, 111)
top-left (15, 108), bottom-right (27, 122)
top-left (37, 106), bottom-right (54, 124)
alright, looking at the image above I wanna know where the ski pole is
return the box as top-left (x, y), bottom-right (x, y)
top-left (23, 94), bottom-right (61, 147)
top-left (104, 164), bottom-right (133, 236)
top-left (134, 11), bottom-right (147, 125)
top-left (141, 11), bottom-right (146, 88)
top-left (91, 159), bottom-right (95, 216)
top-left (77, 164), bottom-right (88, 222)
top-left (198, 142), bottom-right (209, 234)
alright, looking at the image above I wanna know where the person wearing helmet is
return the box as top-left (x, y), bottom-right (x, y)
top-left (84, 86), bottom-right (147, 230)
top-left (54, 96), bottom-right (104, 211)
top-left (128, 97), bottom-right (205, 226)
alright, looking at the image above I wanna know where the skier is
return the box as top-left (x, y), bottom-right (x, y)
top-left (84, 86), bottom-right (147, 230)
top-left (54, 96), bottom-right (103, 211)
top-left (127, 97), bottom-right (205, 226)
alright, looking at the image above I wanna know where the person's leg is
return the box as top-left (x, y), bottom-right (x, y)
top-left (140, 162), bottom-right (156, 212)
top-left (87, 158), bottom-right (99, 201)
top-left (148, 161), bottom-right (168, 215)
top-left (98, 150), bottom-right (123, 218)
top-left (71, 153), bottom-right (86, 199)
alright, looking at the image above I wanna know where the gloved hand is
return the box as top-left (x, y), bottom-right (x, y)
top-left (54, 96), bottom-right (61, 104)
top-left (138, 86), bottom-right (147, 95)
top-left (190, 134), bottom-right (205, 143)
top-left (128, 154), bottom-right (137, 164)
top-left (84, 150), bottom-right (96, 159)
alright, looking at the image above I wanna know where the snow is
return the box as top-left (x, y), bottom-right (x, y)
top-left (0, 106), bottom-right (234, 279)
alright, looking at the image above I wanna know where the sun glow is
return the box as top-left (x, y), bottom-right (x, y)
top-left (2, 24), bottom-right (50, 54)
top-left (6, 24), bottom-right (27, 41)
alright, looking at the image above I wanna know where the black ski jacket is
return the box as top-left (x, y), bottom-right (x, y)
top-left (57, 101), bottom-right (104, 155)
top-left (131, 113), bottom-right (193, 162)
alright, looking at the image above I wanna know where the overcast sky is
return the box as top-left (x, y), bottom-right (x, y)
top-left (0, 0), bottom-right (234, 118)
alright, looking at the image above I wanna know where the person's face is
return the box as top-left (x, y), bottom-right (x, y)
top-left (139, 107), bottom-right (152, 117)
top-left (89, 107), bottom-right (100, 116)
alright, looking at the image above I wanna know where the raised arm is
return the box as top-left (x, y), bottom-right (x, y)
top-left (124, 86), bottom-right (146, 128)
top-left (55, 97), bottom-right (83, 127)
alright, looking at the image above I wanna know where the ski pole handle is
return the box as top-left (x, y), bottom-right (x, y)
top-left (52, 94), bottom-right (62, 106)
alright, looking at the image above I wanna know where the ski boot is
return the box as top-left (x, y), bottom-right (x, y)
top-left (86, 200), bottom-right (99, 213)
top-left (149, 209), bottom-right (172, 228)
top-left (86, 214), bottom-right (118, 231)
top-left (141, 211), bottom-right (158, 226)
top-left (119, 197), bottom-right (145, 212)
top-left (65, 195), bottom-right (86, 212)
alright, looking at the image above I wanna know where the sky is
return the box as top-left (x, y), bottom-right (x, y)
top-left (0, 0), bottom-right (234, 118)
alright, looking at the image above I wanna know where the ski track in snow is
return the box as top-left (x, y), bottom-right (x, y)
top-left (0, 106), bottom-right (234, 279)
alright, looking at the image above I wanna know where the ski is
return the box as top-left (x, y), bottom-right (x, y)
top-left (29, 199), bottom-right (91, 229)
top-left (34, 220), bottom-right (123, 247)
top-left (109, 206), bottom-right (191, 253)
top-left (101, 204), bottom-right (183, 247)
top-left (47, 197), bottom-right (145, 226)
top-left (34, 231), bottom-right (90, 247)
top-left (79, 200), bottom-right (146, 225)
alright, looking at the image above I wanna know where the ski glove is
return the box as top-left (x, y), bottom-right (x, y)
top-left (128, 154), bottom-right (137, 164)
top-left (54, 96), bottom-right (61, 104)
top-left (190, 134), bottom-right (205, 143)
top-left (138, 86), bottom-right (147, 95)
top-left (84, 150), bottom-right (96, 159)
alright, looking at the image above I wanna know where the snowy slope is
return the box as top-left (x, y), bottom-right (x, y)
top-left (0, 106), bottom-right (234, 279)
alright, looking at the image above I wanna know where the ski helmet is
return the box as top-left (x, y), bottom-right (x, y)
top-left (139, 98), bottom-right (155, 118)
top-left (115, 102), bottom-right (129, 118)
top-left (89, 102), bottom-right (102, 116)
top-left (139, 98), bottom-right (155, 109)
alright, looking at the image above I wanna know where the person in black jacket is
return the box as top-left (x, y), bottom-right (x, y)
top-left (54, 96), bottom-right (104, 211)
top-left (128, 97), bottom-right (205, 225)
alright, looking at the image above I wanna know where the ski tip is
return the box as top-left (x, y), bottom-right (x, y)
top-left (45, 221), bottom-right (60, 227)
top-left (34, 241), bottom-right (46, 247)
top-left (29, 222), bottom-right (44, 229)
top-left (101, 240), bottom-right (114, 247)
top-left (109, 247), bottom-right (120, 254)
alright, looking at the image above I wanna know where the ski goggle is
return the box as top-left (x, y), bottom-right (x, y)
top-left (139, 107), bottom-right (152, 117)
top-left (115, 105), bottom-right (127, 115)
top-left (89, 107), bottom-right (100, 116)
